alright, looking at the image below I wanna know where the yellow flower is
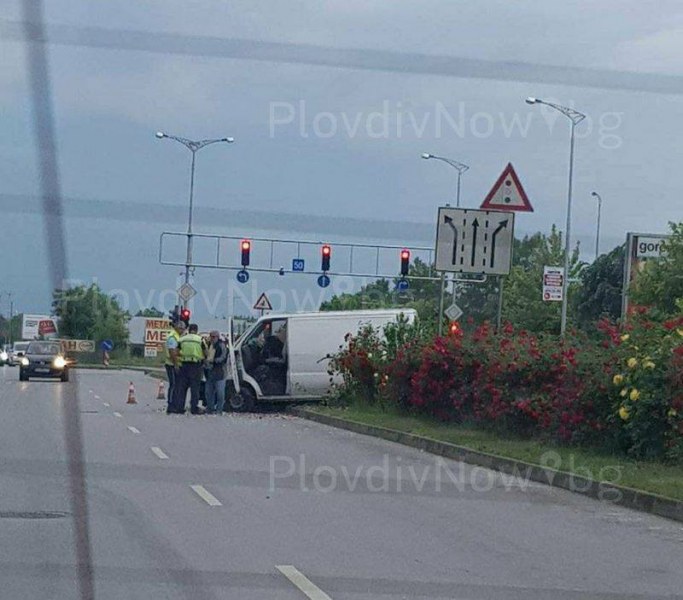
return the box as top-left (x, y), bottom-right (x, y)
top-left (629, 389), bottom-right (640, 401)
top-left (620, 388), bottom-right (628, 397)
top-left (668, 408), bottom-right (678, 418)
top-left (620, 334), bottom-right (630, 342)
top-left (677, 328), bottom-right (683, 337)
top-left (627, 357), bottom-right (638, 369)
top-left (643, 360), bottom-right (655, 369)
top-left (619, 406), bottom-right (630, 421)
top-left (612, 374), bottom-right (624, 386)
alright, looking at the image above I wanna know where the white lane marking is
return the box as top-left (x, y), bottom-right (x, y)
top-left (127, 426), bottom-right (140, 434)
top-left (151, 446), bottom-right (169, 460)
top-left (190, 485), bottom-right (222, 507)
top-left (113, 412), bottom-right (122, 418)
top-left (94, 395), bottom-right (100, 399)
top-left (276, 566), bottom-right (332, 600)
top-left (103, 402), bottom-right (110, 407)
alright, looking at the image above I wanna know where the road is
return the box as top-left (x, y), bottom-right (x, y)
top-left (0, 366), bottom-right (682, 600)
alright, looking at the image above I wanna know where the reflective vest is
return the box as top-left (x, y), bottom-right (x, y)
top-left (165, 329), bottom-right (180, 366)
top-left (179, 333), bottom-right (204, 363)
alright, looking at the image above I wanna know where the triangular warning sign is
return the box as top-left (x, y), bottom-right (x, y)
top-left (481, 163), bottom-right (533, 212)
top-left (253, 292), bottom-right (273, 311)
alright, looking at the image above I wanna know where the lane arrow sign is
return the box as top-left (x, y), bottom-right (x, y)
top-left (470, 218), bottom-right (479, 267)
top-left (490, 219), bottom-right (509, 268)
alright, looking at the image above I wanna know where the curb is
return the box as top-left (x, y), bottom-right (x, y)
top-left (289, 407), bottom-right (683, 523)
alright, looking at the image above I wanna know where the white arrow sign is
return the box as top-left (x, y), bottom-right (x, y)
top-left (435, 207), bottom-right (515, 276)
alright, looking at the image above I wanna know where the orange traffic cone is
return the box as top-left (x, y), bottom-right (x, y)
top-left (156, 380), bottom-right (166, 400)
top-left (127, 382), bottom-right (137, 404)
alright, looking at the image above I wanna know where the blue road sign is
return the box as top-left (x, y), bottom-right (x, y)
top-left (292, 258), bottom-right (305, 272)
top-left (101, 340), bottom-right (114, 352)
top-left (396, 279), bottom-right (410, 291)
top-left (317, 274), bottom-right (331, 288)
top-left (236, 269), bottom-right (250, 284)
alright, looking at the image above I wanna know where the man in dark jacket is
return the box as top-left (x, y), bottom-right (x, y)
top-left (204, 330), bottom-right (227, 414)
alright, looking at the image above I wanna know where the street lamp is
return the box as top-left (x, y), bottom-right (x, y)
top-left (525, 97), bottom-right (586, 336)
top-left (590, 191), bottom-right (602, 261)
top-left (421, 153), bottom-right (469, 207)
top-left (156, 132), bottom-right (235, 307)
top-left (422, 153), bottom-right (470, 335)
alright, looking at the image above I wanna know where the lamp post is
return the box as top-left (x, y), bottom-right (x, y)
top-left (421, 153), bottom-right (469, 208)
top-left (525, 97), bottom-right (586, 336)
top-left (156, 131), bottom-right (234, 307)
top-left (590, 191), bottom-right (602, 261)
top-left (422, 153), bottom-right (470, 335)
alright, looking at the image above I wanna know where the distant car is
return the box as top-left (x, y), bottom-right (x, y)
top-left (9, 342), bottom-right (30, 366)
top-left (19, 341), bottom-right (70, 382)
top-left (0, 347), bottom-right (8, 366)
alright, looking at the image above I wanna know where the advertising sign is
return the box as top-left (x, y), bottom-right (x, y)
top-left (622, 232), bottom-right (670, 319)
top-left (144, 319), bottom-right (171, 353)
top-left (22, 314), bottom-right (58, 340)
top-left (543, 266), bottom-right (564, 302)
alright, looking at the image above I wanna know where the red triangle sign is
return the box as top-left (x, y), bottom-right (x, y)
top-left (253, 293), bottom-right (273, 311)
top-left (481, 163), bottom-right (533, 212)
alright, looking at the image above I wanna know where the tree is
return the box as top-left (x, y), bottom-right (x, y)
top-left (0, 313), bottom-right (23, 345)
top-left (573, 244), bottom-right (625, 328)
top-left (52, 284), bottom-right (129, 347)
top-left (135, 307), bottom-right (164, 318)
top-left (631, 222), bottom-right (683, 317)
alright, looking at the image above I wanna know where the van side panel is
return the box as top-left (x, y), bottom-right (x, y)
top-left (287, 311), bottom-right (415, 396)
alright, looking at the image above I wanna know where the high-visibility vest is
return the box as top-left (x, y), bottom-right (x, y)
top-left (179, 333), bottom-right (204, 363)
top-left (165, 330), bottom-right (180, 366)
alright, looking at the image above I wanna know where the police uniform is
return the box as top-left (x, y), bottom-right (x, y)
top-left (172, 331), bottom-right (205, 414)
top-left (164, 328), bottom-right (181, 413)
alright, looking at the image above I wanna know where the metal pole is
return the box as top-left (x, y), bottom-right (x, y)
top-left (456, 169), bottom-right (462, 208)
top-left (595, 195), bottom-right (602, 261)
top-left (560, 120), bottom-right (576, 337)
top-left (9, 295), bottom-right (14, 345)
top-left (437, 273), bottom-right (445, 336)
top-left (496, 276), bottom-right (504, 331)
top-left (183, 150), bottom-right (197, 307)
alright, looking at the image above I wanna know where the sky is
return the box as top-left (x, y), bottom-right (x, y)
top-left (1, 0), bottom-right (682, 320)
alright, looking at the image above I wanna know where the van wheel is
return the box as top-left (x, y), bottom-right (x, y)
top-left (61, 370), bottom-right (70, 383)
top-left (227, 385), bottom-right (256, 412)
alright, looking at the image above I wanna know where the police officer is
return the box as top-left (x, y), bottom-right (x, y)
top-left (165, 320), bottom-right (186, 414)
top-left (173, 323), bottom-right (206, 415)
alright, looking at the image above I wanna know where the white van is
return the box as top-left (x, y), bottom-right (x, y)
top-left (226, 309), bottom-right (416, 411)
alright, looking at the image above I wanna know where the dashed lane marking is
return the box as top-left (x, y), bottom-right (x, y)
top-left (276, 565), bottom-right (333, 600)
top-left (190, 485), bottom-right (222, 507)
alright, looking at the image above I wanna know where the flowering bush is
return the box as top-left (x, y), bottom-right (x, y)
top-left (610, 314), bottom-right (683, 460)
top-left (329, 312), bottom-right (683, 461)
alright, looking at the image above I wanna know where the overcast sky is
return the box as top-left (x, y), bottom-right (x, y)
top-left (1, 0), bottom-right (682, 319)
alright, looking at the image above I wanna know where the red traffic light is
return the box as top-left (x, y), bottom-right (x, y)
top-left (240, 239), bottom-right (251, 267)
top-left (400, 248), bottom-right (410, 276)
top-left (180, 308), bottom-right (191, 323)
top-left (449, 321), bottom-right (461, 335)
top-left (321, 244), bottom-right (331, 271)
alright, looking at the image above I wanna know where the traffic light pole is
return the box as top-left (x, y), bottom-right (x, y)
top-left (183, 150), bottom-right (196, 309)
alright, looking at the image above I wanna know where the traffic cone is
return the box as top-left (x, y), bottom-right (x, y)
top-left (127, 382), bottom-right (137, 404)
top-left (156, 380), bottom-right (166, 400)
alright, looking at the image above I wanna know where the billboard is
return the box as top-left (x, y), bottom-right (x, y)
top-left (22, 314), bottom-right (59, 340)
top-left (144, 319), bottom-right (171, 355)
top-left (621, 232), bottom-right (670, 319)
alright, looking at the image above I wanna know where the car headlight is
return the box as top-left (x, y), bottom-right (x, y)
top-left (0, 351), bottom-right (7, 361)
top-left (20, 357), bottom-right (29, 366)
top-left (53, 356), bottom-right (67, 369)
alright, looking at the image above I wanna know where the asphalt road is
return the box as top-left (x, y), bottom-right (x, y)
top-left (0, 366), bottom-right (682, 600)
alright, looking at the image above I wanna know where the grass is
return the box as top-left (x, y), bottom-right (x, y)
top-left (310, 403), bottom-right (683, 502)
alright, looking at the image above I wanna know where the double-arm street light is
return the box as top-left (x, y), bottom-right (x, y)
top-left (525, 97), bottom-right (586, 336)
top-left (421, 153), bottom-right (469, 208)
top-left (156, 131), bottom-right (235, 306)
top-left (590, 191), bottom-right (602, 262)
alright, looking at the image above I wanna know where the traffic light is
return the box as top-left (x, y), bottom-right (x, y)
top-left (240, 239), bottom-right (251, 267)
top-left (169, 305), bottom-right (180, 324)
top-left (400, 249), bottom-right (410, 276)
top-left (180, 308), bottom-right (191, 325)
top-left (321, 244), bottom-right (331, 272)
